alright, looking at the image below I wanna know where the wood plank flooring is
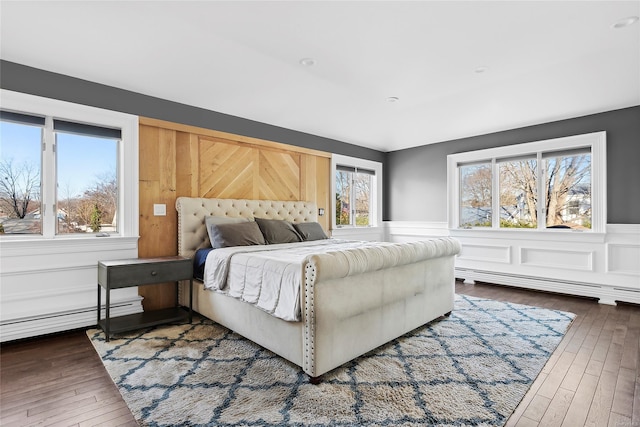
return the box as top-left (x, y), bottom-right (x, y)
top-left (458, 282), bottom-right (639, 427)
top-left (1, 281), bottom-right (638, 426)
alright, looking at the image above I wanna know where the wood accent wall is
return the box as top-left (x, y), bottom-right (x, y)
top-left (137, 117), bottom-right (332, 310)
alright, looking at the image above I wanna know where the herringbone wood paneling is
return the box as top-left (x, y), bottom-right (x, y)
top-left (199, 137), bottom-right (257, 199)
top-left (259, 150), bottom-right (300, 200)
top-left (137, 117), bottom-right (331, 310)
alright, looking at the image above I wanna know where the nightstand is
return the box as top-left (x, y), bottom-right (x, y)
top-left (97, 256), bottom-right (193, 341)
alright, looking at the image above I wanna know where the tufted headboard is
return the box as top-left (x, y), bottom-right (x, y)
top-left (176, 197), bottom-right (318, 258)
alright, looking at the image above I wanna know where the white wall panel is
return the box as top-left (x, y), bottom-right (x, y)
top-left (385, 222), bottom-right (640, 305)
top-left (459, 244), bottom-right (511, 264)
top-left (607, 243), bottom-right (640, 276)
top-left (0, 236), bottom-right (143, 341)
top-left (520, 248), bottom-right (593, 271)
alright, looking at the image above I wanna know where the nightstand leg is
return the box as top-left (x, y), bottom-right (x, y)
top-left (97, 284), bottom-right (101, 325)
top-left (189, 279), bottom-right (193, 323)
top-left (105, 287), bottom-right (110, 342)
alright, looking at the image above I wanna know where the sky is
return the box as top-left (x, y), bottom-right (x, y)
top-left (0, 121), bottom-right (117, 198)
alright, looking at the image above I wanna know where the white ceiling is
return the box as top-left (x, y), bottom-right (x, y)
top-left (1, 1), bottom-right (639, 152)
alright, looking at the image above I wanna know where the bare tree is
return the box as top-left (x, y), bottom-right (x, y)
top-left (353, 172), bottom-right (371, 226)
top-left (497, 155), bottom-right (590, 227)
top-left (460, 164), bottom-right (492, 226)
top-left (0, 159), bottom-right (40, 219)
top-left (545, 155), bottom-right (590, 226)
top-left (58, 180), bottom-right (79, 233)
top-left (500, 160), bottom-right (538, 226)
top-left (75, 172), bottom-right (117, 230)
top-left (462, 166), bottom-right (492, 208)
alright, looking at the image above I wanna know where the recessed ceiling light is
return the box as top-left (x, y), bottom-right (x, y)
top-left (386, 96), bottom-right (400, 103)
top-left (299, 58), bottom-right (316, 67)
top-left (612, 16), bottom-right (639, 29)
top-left (474, 66), bottom-right (488, 74)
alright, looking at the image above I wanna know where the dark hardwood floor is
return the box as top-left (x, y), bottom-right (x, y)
top-left (1, 281), bottom-right (638, 427)
top-left (458, 282), bottom-right (639, 427)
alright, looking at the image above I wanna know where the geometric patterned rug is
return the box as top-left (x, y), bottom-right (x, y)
top-left (87, 294), bottom-right (575, 427)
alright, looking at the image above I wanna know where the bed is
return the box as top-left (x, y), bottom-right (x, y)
top-left (176, 197), bottom-right (460, 382)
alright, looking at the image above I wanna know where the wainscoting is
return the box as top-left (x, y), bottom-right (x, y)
top-left (385, 222), bottom-right (640, 305)
top-left (0, 237), bottom-right (143, 342)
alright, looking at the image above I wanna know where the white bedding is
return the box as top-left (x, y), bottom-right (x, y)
top-left (203, 239), bottom-right (390, 321)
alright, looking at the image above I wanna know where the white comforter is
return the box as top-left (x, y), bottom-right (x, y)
top-left (203, 239), bottom-right (387, 321)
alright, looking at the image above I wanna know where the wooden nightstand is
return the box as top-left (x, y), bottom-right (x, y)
top-left (97, 256), bottom-right (193, 341)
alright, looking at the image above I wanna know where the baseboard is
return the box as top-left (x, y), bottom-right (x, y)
top-left (0, 297), bottom-right (143, 342)
top-left (455, 268), bottom-right (640, 306)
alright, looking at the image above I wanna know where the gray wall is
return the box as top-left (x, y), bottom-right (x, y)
top-left (3, 60), bottom-right (638, 223)
top-left (0, 60), bottom-right (385, 163)
top-left (385, 106), bottom-right (640, 224)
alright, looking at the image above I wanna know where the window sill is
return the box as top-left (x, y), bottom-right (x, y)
top-left (331, 226), bottom-right (384, 238)
top-left (449, 228), bottom-right (606, 243)
top-left (1, 235), bottom-right (139, 257)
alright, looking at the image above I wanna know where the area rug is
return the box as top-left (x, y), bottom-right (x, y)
top-left (87, 294), bottom-right (575, 426)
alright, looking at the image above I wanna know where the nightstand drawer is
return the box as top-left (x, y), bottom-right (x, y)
top-left (99, 257), bottom-right (192, 288)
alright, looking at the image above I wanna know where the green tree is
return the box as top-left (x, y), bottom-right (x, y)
top-left (90, 204), bottom-right (102, 232)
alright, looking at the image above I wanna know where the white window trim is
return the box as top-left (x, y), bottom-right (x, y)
top-left (447, 131), bottom-right (606, 235)
top-left (0, 89), bottom-right (139, 241)
top-left (331, 154), bottom-right (383, 229)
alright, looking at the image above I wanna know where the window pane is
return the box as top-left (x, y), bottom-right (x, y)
top-left (0, 121), bottom-right (42, 234)
top-left (499, 159), bottom-right (537, 228)
top-left (56, 132), bottom-right (118, 234)
top-left (354, 172), bottom-right (371, 226)
top-left (545, 153), bottom-right (591, 229)
top-left (335, 170), bottom-right (351, 226)
top-left (460, 163), bottom-right (492, 227)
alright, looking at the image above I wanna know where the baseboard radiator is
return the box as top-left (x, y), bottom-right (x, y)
top-left (0, 299), bottom-right (142, 342)
top-left (455, 268), bottom-right (640, 306)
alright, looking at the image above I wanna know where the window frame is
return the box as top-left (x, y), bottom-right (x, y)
top-left (0, 89), bottom-right (139, 241)
top-left (331, 154), bottom-right (383, 229)
top-left (447, 131), bottom-right (606, 234)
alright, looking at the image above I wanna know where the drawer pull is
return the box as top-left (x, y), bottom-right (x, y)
top-left (150, 271), bottom-right (157, 276)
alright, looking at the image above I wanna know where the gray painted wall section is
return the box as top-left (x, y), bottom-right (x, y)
top-left (3, 60), bottom-right (637, 223)
top-left (0, 60), bottom-right (385, 163)
top-left (386, 106), bottom-right (640, 224)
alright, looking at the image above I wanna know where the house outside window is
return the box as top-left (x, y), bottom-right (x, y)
top-left (448, 132), bottom-right (605, 233)
top-left (331, 154), bottom-right (382, 229)
top-left (0, 90), bottom-right (138, 240)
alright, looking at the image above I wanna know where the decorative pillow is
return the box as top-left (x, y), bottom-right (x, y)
top-left (293, 222), bottom-right (329, 241)
top-left (193, 248), bottom-right (214, 280)
top-left (208, 221), bottom-right (266, 249)
top-left (205, 216), bottom-right (249, 247)
top-left (254, 217), bottom-right (302, 244)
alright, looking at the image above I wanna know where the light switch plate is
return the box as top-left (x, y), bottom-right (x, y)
top-left (153, 204), bottom-right (167, 216)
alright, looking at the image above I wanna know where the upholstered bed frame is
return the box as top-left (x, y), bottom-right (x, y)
top-left (176, 197), bottom-right (460, 381)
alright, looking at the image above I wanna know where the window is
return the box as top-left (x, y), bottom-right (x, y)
top-left (0, 113), bottom-right (43, 234)
top-left (0, 89), bottom-right (138, 239)
top-left (332, 154), bottom-right (382, 228)
top-left (54, 121), bottom-right (120, 235)
top-left (335, 166), bottom-right (374, 226)
top-left (448, 132), bottom-right (605, 233)
top-left (460, 162), bottom-right (492, 227)
top-left (498, 157), bottom-right (537, 229)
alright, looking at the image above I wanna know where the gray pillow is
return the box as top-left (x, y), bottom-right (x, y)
top-left (209, 221), bottom-right (266, 248)
top-left (205, 216), bottom-right (249, 247)
top-left (293, 222), bottom-right (329, 241)
top-left (255, 218), bottom-right (302, 244)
